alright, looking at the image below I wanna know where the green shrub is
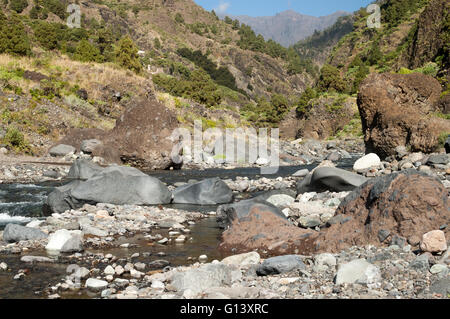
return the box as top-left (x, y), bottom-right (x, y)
top-left (9, 0), bottom-right (28, 13)
top-left (3, 126), bottom-right (32, 153)
top-left (114, 36), bottom-right (142, 74)
top-left (318, 64), bottom-right (347, 93)
top-left (0, 13), bottom-right (31, 56)
top-left (73, 39), bottom-right (104, 63)
top-left (175, 13), bottom-right (184, 24)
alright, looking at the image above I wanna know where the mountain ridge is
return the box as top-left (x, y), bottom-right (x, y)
top-left (219, 9), bottom-right (350, 47)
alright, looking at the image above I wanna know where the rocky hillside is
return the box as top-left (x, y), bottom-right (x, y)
top-left (220, 10), bottom-right (349, 47)
top-left (294, 15), bottom-right (355, 67)
top-left (0, 0), bottom-right (319, 160)
top-left (282, 0), bottom-right (449, 148)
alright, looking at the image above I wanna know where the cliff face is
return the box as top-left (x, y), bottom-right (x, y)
top-left (405, 0), bottom-right (449, 75)
top-left (223, 10), bottom-right (350, 47)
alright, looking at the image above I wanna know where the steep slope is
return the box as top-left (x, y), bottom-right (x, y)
top-left (0, 0), bottom-right (318, 158)
top-left (294, 15), bottom-right (354, 67)
top-left (221, 10), bottom-right (350, 47)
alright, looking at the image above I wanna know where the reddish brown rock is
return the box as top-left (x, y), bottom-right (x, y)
top-left (420, 230), bottom-right (448, 253)
top-left (315, 170), bottom-right (449, 253)
top-left (219, 207), bottom-right (319, 258)
top-left (358, 72), bottom-right (450, 158)
top-left (52, 97), bottom-right (180, 170)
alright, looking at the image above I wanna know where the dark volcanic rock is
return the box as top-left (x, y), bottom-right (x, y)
top-left (218, 205), bottom-right (318, 257)
top-left (216, 198), bottom-right (285, 229)
top-left (358, 73), bottom-right (449, 158)
top-left (296, 167), bottom-right (367, 194)
top-left (315, 169), bottom-right (449, 252)
top-left (172, 178), bottom-right (233, 205)
top-left (256, 255), bottom-right (305, 276)
top-left (67, 159), bottom-right (103, 180)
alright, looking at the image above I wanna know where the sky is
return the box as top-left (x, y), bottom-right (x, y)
top-left (193, 0), bottom-right (374, 17)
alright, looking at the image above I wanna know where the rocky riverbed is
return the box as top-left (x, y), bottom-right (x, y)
top-left (0, 142), bottom-right (449, 299)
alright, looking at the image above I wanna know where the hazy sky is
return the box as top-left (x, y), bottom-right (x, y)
top-left (193, 0), bottom-right (374, 17)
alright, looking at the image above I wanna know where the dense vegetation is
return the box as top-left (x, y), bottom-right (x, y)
top-left (177, 48), bottom-right (238, 91)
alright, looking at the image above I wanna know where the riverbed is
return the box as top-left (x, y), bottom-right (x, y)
top-left (0, 159), bottom-right (358, 299)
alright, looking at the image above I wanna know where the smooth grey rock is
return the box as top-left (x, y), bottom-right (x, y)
top-left (81, 225), bottom-right (108, 237)
top-left (43, 181), bottom-right (82, 215)
top-left (49, 144), bottom-right (75, 157)
top-left (256, 255), bottom-right (305, 276)
top-left (292, 169), bottom-right (309, 177)
top-left (67, 159), bottom-right (104, 180)
top-left (20, 256), bottom-right (54, 263)
top-left (68, 167), bottom-right (171, 206)
top-left (429, 277), bottom-right (450, 295)
top-left (43, 170), bottom-right (60, 179)
top-left (80, 139), bottom-right (103, 154)
top-left (427, 154), bottom-right (450, 165)
top-left (216, 198), bottom-right (286, 229)
top-left (265, 194), bottom-right (295, 208)
top-left (297, 167), bottom-right (367, 195)
top-left (171, 263), bottom-right (232, 293)
top-left (335, 259), bottom-right (381, 286)
top-left (172, 178), bottom-right (233, 205)
top-left (2, 224), bottom-right (47, 243)
top-left (409, 254), bottom-right (429, 272)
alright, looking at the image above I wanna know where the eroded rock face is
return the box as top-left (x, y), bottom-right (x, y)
top-left (53, 97), bottom-right (180, 170)
top-left (358, 73), bottom-right (449, 158)
top-left (315, 170), bottom-right (449, 252)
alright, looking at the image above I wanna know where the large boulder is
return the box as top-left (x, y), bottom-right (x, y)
top-left (218, 202), bottom-right (318, 257)
top-left (2, 224), bottom-right (47, 243)
top-left (358, 73), bottom-right (450, 158)
top-left (172, 178), bottom-right (233, 205)
top-left (69, 168), bottom-right (172, 206)
top-left (216, 198), bottom-right (286, 229)
top-left (67, 159), bottom-right (103, 180)
top-left (52, 97), bottom-right (180, 170)
top-left (315, 169), bottom-right (449, 252)
top-left (297, 167), bottom-right (367, 194)
top-left (43, 181), bottom-right (82, 215)
top-left (44, 165), bottom-right (172, 214)
top-left (49, 144), bottom-right (75, 157)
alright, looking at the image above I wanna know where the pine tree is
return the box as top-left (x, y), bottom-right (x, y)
top-left (114, 36), bottom-right (142, 74)
top-left (73, 39), bottom-right (103, 63)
